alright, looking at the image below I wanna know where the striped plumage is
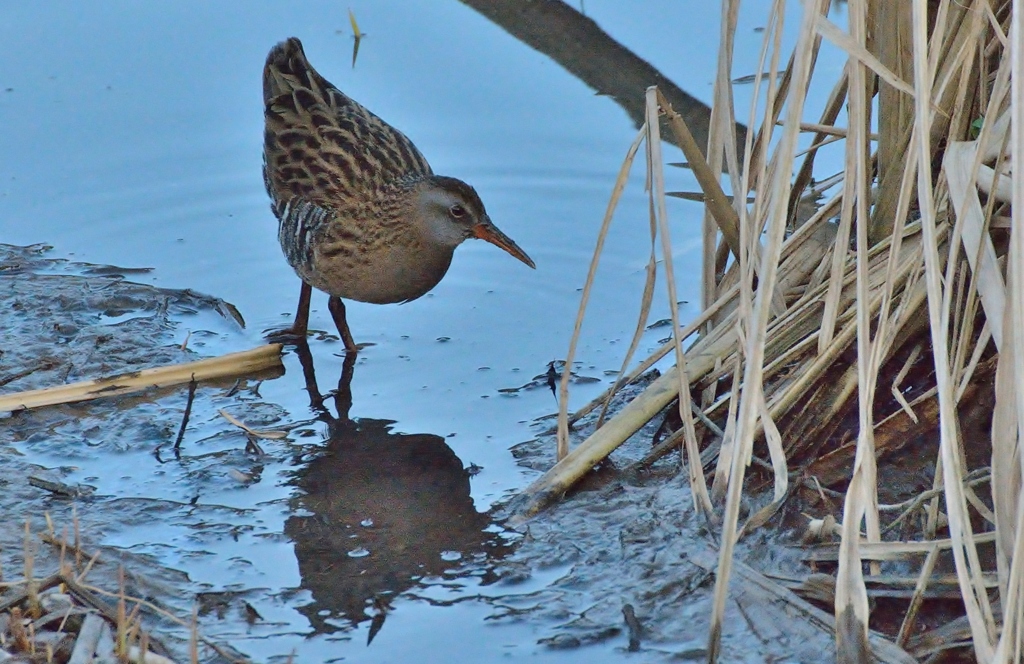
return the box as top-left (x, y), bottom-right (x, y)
top-left (262, 37), bottom-right (534, 350)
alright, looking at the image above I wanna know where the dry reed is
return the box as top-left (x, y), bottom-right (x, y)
top-left (513, 0), bottom-right (1021, 660)
top-left (0, 344), bottom-right (283, 412)
top-left (0, 516), bottom-right (245, 663)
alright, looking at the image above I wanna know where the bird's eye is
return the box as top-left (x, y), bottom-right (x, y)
top-left (449, 204), bottom-right (467, 219)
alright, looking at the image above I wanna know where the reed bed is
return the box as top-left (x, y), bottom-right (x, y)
top-left (0, 516), bottom-right (244, 663)
top-left (512, 0), bottom-right (1021, 661)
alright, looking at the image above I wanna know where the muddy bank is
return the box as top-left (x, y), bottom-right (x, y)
top-left (500, 346), bottom-right (986, 662)
top-left (0, 244), bottom-right (282, 660)
top-left (501, 383), bottom-right (856, 663)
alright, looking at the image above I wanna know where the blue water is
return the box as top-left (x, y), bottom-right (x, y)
top-left (0, 2), bottom-right (846, 661)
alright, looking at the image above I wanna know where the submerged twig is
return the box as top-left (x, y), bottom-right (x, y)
top-left (173, 375), bottom-right (198, 451)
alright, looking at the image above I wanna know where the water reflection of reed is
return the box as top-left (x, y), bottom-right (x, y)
top-left (460, 0), bottom-right (747, 160)
top-left (284, 344), bottom-right (505, 637)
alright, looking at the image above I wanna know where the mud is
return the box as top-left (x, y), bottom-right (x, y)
top-left (500, 384), bottom-right (841, 663)
top-left (0, 243), bottom-right (267, 660)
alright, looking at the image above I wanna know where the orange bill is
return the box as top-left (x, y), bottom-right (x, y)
top-left (471, 220), bottom-right (536, 269)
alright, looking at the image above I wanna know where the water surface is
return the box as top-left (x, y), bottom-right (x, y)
top-left (0, 2), bottom-right (846, 660)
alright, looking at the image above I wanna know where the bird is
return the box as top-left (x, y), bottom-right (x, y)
top-left (262, 37), bottom-right (535, 351)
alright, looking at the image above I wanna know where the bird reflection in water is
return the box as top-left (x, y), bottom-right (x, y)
top-left (284, 343), bottom-right (508, 640)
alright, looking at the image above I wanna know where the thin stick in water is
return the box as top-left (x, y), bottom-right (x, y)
top-left (173, 375), bottom-right (198, 451)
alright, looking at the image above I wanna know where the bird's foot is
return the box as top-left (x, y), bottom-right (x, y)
top-left (265, 325), bottom-right (310, 345)
top-left (333, 340), bottom-right (373, 355)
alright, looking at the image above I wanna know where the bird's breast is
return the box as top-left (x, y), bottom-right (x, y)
top-left (305, 231), bottom-right (456, 304)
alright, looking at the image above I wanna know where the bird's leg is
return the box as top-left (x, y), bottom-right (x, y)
top-left (292, 281), bottom-right (312, 337)
top-left (267, 281), bottom-right (313, 343)
top-left (328, 296), bottom-right (359, 353)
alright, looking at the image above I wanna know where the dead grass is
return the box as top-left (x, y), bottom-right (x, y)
top-left (0, 514), bottom-right (245, 663)
top-left (512, 0), bottom-right (1021, 660)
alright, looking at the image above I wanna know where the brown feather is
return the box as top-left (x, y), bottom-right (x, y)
top-left (262, 37), bottom-right (532, 317)
top-left (262, 37), bottom-right (431, 217)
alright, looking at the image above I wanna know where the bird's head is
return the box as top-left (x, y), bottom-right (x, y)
top-left (414, 176), bottom-right (535, 268)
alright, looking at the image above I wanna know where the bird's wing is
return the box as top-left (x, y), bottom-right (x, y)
top-left (262, 37), bottom-right (432, 213)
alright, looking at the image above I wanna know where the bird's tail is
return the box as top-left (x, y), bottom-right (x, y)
top-left (263, 37), bottom-right (327, 104)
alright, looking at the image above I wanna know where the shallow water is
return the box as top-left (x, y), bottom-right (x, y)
top-left (0, 2), bottom-right (847, 661)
